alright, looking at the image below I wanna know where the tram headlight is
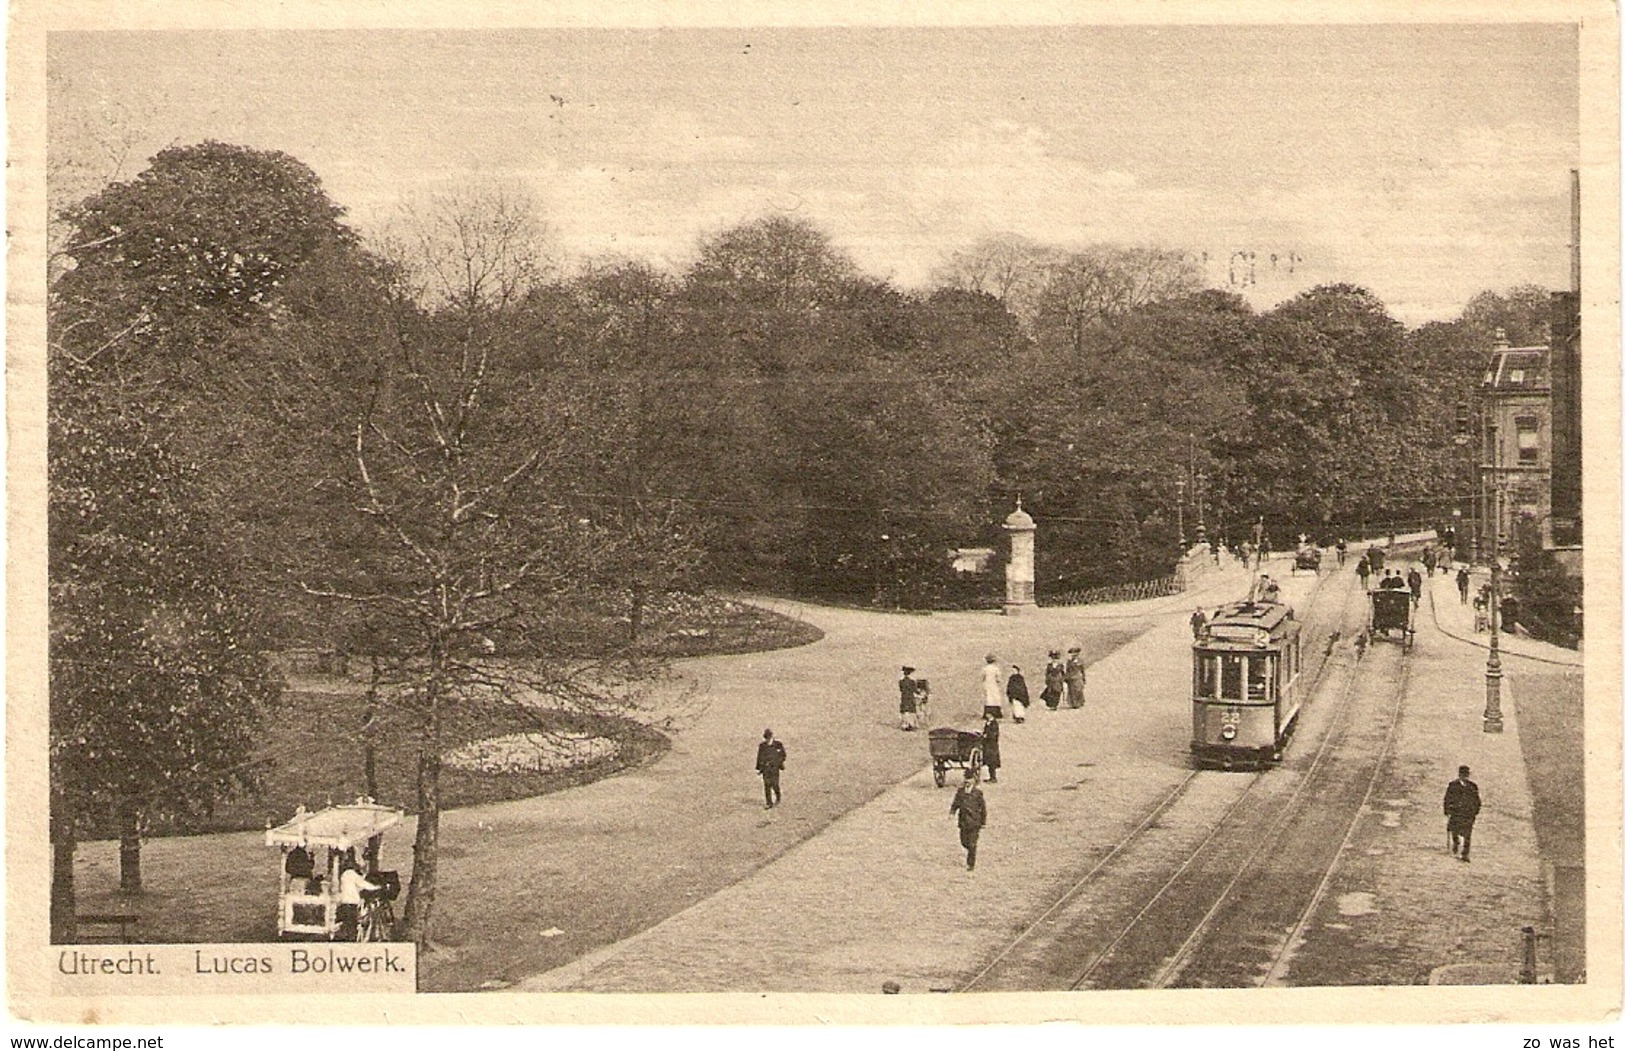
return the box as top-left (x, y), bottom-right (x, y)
top-left (1221, 724), bottom-right (1238, 741)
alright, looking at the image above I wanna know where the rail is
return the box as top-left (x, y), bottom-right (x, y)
top-left (1048, 574), bottom-right (1184, 608)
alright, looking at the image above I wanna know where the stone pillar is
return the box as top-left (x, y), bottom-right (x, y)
top-left (1002, 499), bottom-right (1037, 616)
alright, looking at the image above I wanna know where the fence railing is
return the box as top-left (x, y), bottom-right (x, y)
top-left (1048, 573), bottom-right (1185, 607)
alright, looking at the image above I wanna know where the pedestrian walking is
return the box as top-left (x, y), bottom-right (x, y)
top-left (1042, 651), bottom-right (1066, 710)
top-left (1336, 538), bottom-right (1348, 566)
top-left (915, 677), bottom-right (931, 728)
top-left (755, 728), bottom-right (787, 809)
top-left (1423, 547), bottom-right (1437, 577)
top-left (1407, 566), bottom-right (1424, 607)
top-left (898, 666), bottom-right (920, 731)
top-left (1456, 566), bottom-right (1471, 605)
top-left (980, 712), bottom-right (1001, 782)
top-left (1190, 608), bottom-right (1208, 639)
top-left (1064, 646), bottom-right (1087, 708)
top-left (1005, 665), bottom-right (1029, 724)
top-left (1443, 765), bottom-right (1482, 862)
top-left (1356, 554), bottom-right (1371, 591)
top-left (949, 770), bottom-right (987, 870)
top-left (981, 654), bottom-right (1004, 720)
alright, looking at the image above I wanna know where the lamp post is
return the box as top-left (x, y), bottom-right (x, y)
top-left (1194, 471), bottom-right (1208, 546)
top-left (1175, 478), bottom-right (1187, 551)
top-left (1484, 480), bottom-right (1507, 734)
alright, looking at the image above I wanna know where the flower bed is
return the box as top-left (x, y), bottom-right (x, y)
top-left (444, 731), bottom-right (621, 775)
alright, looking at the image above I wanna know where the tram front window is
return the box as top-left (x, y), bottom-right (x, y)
top-left (1197, 654), bottom-right (1218, 697)
top-left (1220, 655), bottom-right (1243, 700)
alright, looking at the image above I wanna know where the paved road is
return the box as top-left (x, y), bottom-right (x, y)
top-left (520, 561), bottom-right (1277, 993)
top-left (418, 577), bottom-right (1256, 991)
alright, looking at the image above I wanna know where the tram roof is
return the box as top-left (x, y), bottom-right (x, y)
top-left (1207, 600), bottom-right (1294, 633)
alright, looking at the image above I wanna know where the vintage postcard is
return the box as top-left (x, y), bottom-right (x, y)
top-left (8, 0), bottom-right (1621, 1031)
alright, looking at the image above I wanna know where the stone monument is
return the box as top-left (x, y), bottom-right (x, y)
top-left (1002, 498), bottom-right (1036, 615)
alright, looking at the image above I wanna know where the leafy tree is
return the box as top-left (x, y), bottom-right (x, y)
top-left (48, 142), bottom-right (360, 929)
top-left (1462, 284), bottom-right (1554, 348)
top-left (48, 389), bottom-right (278, 918)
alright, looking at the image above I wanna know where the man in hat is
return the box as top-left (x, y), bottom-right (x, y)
top-left (1190, 607), bottom-right (1208, 639)
top-left (981, 654), bottom-right (1004, 720)
top-left (1443, 765), bottom-right (1481, 862)
top-left (898, 666), bottom-right (920, 731)
top-left (1064, 646), bottom-right (1087, 708)
top-left (949, 769), bottom-right (987, 870)
top-left (755, 729), bottom-right (787, 809)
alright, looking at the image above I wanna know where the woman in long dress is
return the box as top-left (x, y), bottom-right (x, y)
top-left (981, 654), bottom-right (1003, 720)
top-left (1042, 651), bottom-right (1066, 710)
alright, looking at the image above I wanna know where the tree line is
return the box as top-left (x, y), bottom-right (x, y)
top-left (47, 141), bottom-right (1540, 949)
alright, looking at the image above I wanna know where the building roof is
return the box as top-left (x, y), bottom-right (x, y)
top-left (1482, 347), bottom-right (1550, 391)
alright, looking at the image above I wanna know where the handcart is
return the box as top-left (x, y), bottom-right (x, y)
top-left (267, 798), bottom-right (404, 941)
top-left (929, 727), bottom-right (984, 787)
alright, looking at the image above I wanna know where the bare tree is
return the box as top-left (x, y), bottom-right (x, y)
top-left (930, 233), bottom-right (1064, 333)
top-left (1035, 244), bottom-right (1205, 355)
top-left (384, 182), bottom-right (553, 317)
top-left (287, 190), bottom-right (680, 955)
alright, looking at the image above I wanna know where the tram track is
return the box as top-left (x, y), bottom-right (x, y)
top-left (1078, 618), bottom-right (1402, 991)
top-left (960, 564), bottom-right (1363, 992)
top-left (1156, 648), bottom-right (1410, 988)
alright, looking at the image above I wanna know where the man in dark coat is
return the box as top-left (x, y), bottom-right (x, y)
top-left (1356, 554), bottom-right (1371, 591)
top-left (1443, 765), bottom-right (1482, 861)
top-left (1407, 566), bottom-right (1424, 606)
top-left (1064, 646), bottom-right (1087, 708)
top-left (1190, 608), bottom-right (1208, 639)
top-left (755, 728), bottom-right (787, 809)
top-left (979, 713), bottom-right (1001, 782)
top-left (1457, 566), bottom-right (1472, 605)
top-left (949, 770), bottom-right (987, 870)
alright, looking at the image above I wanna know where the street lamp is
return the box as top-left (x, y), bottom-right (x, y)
top-left (1194, 471), bottom-right (1208, 546)
top-left (1484, 480), bottom-right (1508, 734)
top-left (1175, 479), bottom-right (1187, 551)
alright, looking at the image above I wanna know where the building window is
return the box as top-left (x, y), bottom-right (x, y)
top-left (1516, 416), bottom-right (1540, 464)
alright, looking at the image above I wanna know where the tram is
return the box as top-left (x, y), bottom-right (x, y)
top-left (1190, 599), bottom-right (1303, 769)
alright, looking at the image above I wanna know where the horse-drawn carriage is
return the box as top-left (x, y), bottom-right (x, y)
top-left (1369, 587), bottom-right (1415, 652)
top-left (267, 799), bottom-right (404, 942)
top-left (928, 727), bottom-right (984, 787)
top-left (1293, 544), bottom-right (1322, 573)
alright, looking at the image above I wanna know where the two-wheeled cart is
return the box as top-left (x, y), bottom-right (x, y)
top-left (928, 727), bottom-right (984, 787)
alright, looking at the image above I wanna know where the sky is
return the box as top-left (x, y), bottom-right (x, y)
top-left (47, 23), bottom-right (1580, 325)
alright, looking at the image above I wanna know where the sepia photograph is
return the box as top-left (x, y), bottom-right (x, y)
top-left (8, 0), bottom-right (1620, 1030)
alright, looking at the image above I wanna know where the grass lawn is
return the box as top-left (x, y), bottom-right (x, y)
top-left (90, 596), bottom-right (822, 839)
